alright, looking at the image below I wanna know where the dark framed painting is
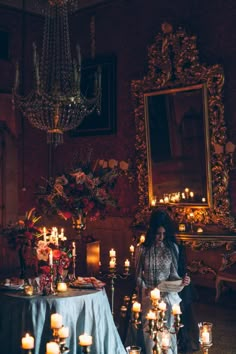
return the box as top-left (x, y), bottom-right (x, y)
top-left (70, 55), bottom-right (116, 136)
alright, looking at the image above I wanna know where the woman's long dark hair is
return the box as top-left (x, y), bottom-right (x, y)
top-left (144, 209), bottom-right (177, 248)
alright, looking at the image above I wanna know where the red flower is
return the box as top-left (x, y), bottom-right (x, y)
top-left (40, 265), bottom-right (51, 274)
top-left (52, 249), bottom-right (62, 260)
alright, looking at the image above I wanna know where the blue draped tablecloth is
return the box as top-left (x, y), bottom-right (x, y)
top-left (0, 287), bottom-right (126, 354)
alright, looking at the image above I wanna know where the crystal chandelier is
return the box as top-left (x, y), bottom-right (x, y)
top-left (13, 0), bottom-right (101, 146)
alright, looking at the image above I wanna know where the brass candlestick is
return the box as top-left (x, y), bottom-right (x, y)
top-left (48, 266), bottom-right (57, 295)
top-left (80, 345), bottom-right (91, 353)
top-left (72, 255), bottom-right (77, 280)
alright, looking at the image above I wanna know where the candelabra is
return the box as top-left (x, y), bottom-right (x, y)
top-left (199, 322), bottom-right (213, 354)
top-left (106, 265), bottom-right (131, 317)
top-left (131, 288), bottom-right (183, 354)
top-left (50, 315), bottom-right (70, 353)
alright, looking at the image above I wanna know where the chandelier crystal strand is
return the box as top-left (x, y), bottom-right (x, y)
top-left (13, 0), bottom-right (102, 147)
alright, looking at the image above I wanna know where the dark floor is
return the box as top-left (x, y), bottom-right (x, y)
top-left (105, 278), bottom-right (236, 354)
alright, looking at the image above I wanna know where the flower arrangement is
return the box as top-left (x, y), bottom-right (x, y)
top-left (38, 158), bottom-right (122, 223)
top-left (2, 208), bottom-right (42, 277)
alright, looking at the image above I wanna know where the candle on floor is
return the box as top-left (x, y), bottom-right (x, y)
top-left (202, 329), bottom-right (210, 344)
top-left (51, 313), bottom-right (63, 329)
top-left (46, 341), bottom-right (60, 354)
top-left (22, 333), bottom-right (34, 349)
top-left (79, 333), bottom-right (93, 346)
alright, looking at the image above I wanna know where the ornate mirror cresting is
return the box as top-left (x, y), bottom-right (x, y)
top-left (131, 23), bottom-right (236, 231)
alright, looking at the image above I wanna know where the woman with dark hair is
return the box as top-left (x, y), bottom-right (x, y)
top-left (133, 209), bottom-right (191, 354)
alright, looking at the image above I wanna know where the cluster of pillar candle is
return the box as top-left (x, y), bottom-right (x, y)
top-left (43, 227), bottom-right (67, 245)
top-left (21, 313), bottom-right (92, 353)
top-left (108, 245), bottom-right (135, 271)
top-left (131, 287), bottom-right (182, 350)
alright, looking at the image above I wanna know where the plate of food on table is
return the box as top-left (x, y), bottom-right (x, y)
top-left (70, 277), bottom-right (106, 289)
top-left (0, 277), bottom-right (24, 290)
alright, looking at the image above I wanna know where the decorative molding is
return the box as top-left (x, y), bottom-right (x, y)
top-left (131, 22), bottom-right (236, 231)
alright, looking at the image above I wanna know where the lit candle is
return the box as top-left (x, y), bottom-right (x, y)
top-left (202, 329), bottom-right (210, 344)
top-left (172, 304), bottom-right (181, 315)
top-left (124, 259), bottom-right (130, 267)
top-left (129, 245), bottom-right (135, 254)
top-left (146, 310), bottom-right (156, 320)
top-left (109, 248), bottom-right (116, 258)
top-left (51, 313), bottom-right (63, 329)
top-left (57, 282), bottom-right (67, 292)
top-left (72, 241), bottom-right (76, 257)
top-left (159, 300), bottom-right (167, 311)
top-left (164, 196), bottom-right (169, 203)
top-left (202, 197), bottom-right (206, 203)
top-left (185, 187), bottom-right (189, 193)
top-left (151, 197), bottom-right (156, 206)
top-left (22, 333), bottom-right (34, 349)
top-left (132, 301), bottom-right (141, 312)
top-left (190, 191), bottom-right (194, 198)
top-left (178, 224), bottom-right (186, 232)
top-left (46, 341), bottom-right (60, 354)
top-left (109, 259), bottom-right (116, 268)
top-left (49, 250), bottom-right (53, 266)
top-left (159, 198), bottom-right (164, 203)
top-left (150, 288), bottom-right (160, 300)
top-left (79, 333), bottom-right (93, 346)
top-left (58, 326), bottom-right (69, 339)
top-left (140, 235), bottom-right (145, 244)
top-left (161, 332), bottom-right (170, 348)
top-left (43, 227), bottom-right (47, 242)
top-left (61, 228), bottom-right (64, 238)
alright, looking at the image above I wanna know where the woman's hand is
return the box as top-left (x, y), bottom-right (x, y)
top-left (182, 273), bottom-right (191, 286)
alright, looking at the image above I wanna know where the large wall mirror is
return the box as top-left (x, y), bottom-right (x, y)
top-left (131, 23), bottom-right (236, 232)
top-left (145, 83), bottom-right (211, 207)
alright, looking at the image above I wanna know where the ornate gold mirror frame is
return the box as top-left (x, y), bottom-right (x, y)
top-left (131, 23), bottom-right (236, 231)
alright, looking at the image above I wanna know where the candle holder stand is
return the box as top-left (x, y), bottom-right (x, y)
top-left (59, 340), bottom-right (70, 354)
top-left (131, 310), bottom-right (142, 329)
top-left (130, 296), bottom-right (183, 354)
top-left (72, 255), bottom-right (77, 280)
top-left (80, 345), bottom-right (91, 353)
top-left (200, 343), bottom-right (213, 354)
top-left (48, 266), bottom-right (57, 295)
top-left (105, 267), bottom-right (131, 317)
